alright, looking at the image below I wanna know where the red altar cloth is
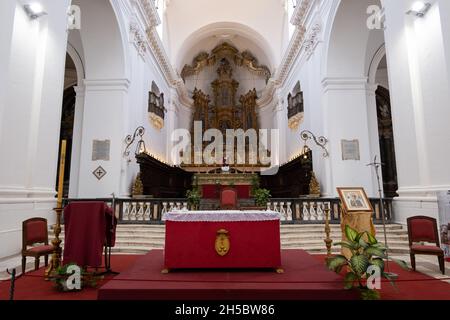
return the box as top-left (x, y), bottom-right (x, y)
top-left (163, 211), bottom-right (281, 269)
top-left (63, 202), bottom-right (116, 268)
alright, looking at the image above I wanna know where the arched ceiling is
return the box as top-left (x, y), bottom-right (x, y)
top-left (326, 0), bottom-right (384, 78)
top-left (164, 0), bottom-right (288, 73)
top-left (178, 22), bottom-right (274, 73)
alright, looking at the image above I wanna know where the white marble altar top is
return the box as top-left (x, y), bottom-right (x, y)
top-left (162, 210), bottom-right (281, 222)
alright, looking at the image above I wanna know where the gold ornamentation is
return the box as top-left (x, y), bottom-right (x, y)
top-left (149, 112), bottom-right (164, 130)
top-left (215, 229), bottom-right (230, 256)
top-left (308, 171), bottom-right (321, 197)
top-left (181, 42), bottom-right (271, 83)
top-left (132, 173), bottom-right (144, 197)
top-left (288, 112), bottom-right (304, 130)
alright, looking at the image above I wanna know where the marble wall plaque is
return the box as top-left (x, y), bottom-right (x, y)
top-left (341, 140), bottom-right (360, 161)
top-left (92, 140), bottom-right (110, 161)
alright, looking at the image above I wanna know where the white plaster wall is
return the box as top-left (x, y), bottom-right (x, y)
top-left (382, 0), bottom-right (450, 223)
top-left (0, 0), bottom-right (71, 259)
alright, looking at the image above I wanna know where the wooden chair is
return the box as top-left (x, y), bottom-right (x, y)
top-left (22, 218), bottom-right (54, 274)
top-left (220, 188), bottom-right (238, 210)
top-left (407, 216), bottom-right (445, 275)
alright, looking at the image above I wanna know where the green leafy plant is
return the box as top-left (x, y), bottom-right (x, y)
top-left (326, 225), bottom-right (409, 300)
top-left (49, 263), bottom-right (102, 292)
top-left (250, 175), bottom-right (260, 195)
top-left (253, 188), bottom-right (271, 207)
top-left (186, 188), bottom-right (201, 210)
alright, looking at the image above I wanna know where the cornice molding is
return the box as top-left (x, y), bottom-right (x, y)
top-left (83, 79), bottom-right (131, 92)
top-left (321, 77), bottom-right (369, 93)
top-left (130, 0), bottom-right (192, 108)
top-left (257, 0), bottom-right (315, 108)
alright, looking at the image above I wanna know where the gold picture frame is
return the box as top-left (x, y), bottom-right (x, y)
top-left (337, 187), bottom-right (373, 213)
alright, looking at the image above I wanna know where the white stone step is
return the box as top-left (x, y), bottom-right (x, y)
top-left (50, 223), bottom-right (410, 255)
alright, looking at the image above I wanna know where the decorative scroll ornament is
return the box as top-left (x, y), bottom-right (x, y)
top-left (130, 22), bottom-right (147, 57)
top-left (181, 42), bottom-right (271, 83)
top-left (215, 229), bottom-right (230, 256)
top-left (304, 23), bottom-right (322, 60)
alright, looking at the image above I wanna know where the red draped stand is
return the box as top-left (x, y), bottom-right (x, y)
top-left (63, 202), bottom-right (117, 273)
top-left (163, 210), bottom-right (282, 270)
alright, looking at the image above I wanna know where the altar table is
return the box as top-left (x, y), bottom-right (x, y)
top-left (162, 210), bottom-right (282, 270)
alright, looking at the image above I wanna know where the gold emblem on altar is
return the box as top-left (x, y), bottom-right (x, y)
top-left (215, 229), bottom-right (230, 256)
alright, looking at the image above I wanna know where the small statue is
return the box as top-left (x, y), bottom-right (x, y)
top-left (132, 172), bottom-right (144, 197)
top-left (309, 171), bottom-right (321, 197)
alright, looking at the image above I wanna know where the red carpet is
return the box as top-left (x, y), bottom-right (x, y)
top-left (1, 252), bottom-right (449, 300)
top-left (98, 250), bottom-right (358, 300)
top-left (0, 255), bottom-right (140, 300)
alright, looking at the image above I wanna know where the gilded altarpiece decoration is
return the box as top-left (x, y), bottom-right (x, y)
top-left (190, 60), bottom-right (261, 166)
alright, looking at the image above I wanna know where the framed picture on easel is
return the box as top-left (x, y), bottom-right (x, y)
top-left (337, 187), bottom-right (373, 213)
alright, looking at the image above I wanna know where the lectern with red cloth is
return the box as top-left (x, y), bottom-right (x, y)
top-left (163, 210), bottom-right (282, 270)
top-left (63, 202), bottom-right (116, 268)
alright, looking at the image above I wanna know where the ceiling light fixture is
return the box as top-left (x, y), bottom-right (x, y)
top-left (406, 1), bottom-right (431, 17)
top-left (23, 3), bottom-right (47, 19)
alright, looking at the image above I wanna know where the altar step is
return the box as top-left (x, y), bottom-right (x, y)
top-left (51, 224), bottom-right (410, 255)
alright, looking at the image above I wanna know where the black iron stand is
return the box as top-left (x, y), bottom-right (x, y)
top-left (97, 194), bottom-right (119, 276)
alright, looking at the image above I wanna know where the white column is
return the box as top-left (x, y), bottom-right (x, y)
top-left (322, 78), bottom-right (377, 197)
top-left (165, 90), bottom-right (179, 163)
top-left (77, 79), bottom-right (130, 198)
top-left (0, 0), bottom-right (70, 259)
top-left (69, 86), bottom-right (85, 198)
top-left (382, 0), bottom-right (450, 222)
top-left (273, 91), bottom-right (287, 166)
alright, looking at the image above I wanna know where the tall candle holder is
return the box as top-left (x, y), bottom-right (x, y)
top-left (324, 203), bottom-right (333, 257)
top-left (45, 140), bottom-right (67, 278)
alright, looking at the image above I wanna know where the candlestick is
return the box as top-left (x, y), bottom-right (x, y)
top-left (45, 140), bottom-right (66, 278)
top-left (324, 203), bottom-right (333, 257)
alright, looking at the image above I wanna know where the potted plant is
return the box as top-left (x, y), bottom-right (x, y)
top-left (186, 188), bottom-right (201, 210)
top-left (49, 263), bottom-right (102, 292)
top-left (326, 225), bottom-right (408, 300)
top-left (253, 188), bottom-right (271, 207)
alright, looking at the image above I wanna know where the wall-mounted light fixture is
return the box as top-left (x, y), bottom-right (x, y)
top-left (23, 3), bottom-right (47, 19)
top-left (301, 130), bottom-right (329, 159)
top-left (124, 126), bottom-right (146, 157)
top-left (406, 1), bottom-right (431, 17)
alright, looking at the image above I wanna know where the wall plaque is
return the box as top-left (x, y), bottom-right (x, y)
top-left (92, 140), bottom-right (110, 161)
top-left (341, 140), bottom-right (360, 161)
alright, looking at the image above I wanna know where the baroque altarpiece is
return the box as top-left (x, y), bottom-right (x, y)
top-left (182, 43), bottom-right (269, 168)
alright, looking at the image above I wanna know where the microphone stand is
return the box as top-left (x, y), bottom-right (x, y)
top-left (367, 156), bottom-right (392, 273)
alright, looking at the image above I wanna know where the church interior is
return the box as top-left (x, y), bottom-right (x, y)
top-left (1, 0), bottom-right (450, 305)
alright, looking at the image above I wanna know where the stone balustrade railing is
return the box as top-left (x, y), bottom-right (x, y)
top-left (63, 197), bottom-right (393, 225)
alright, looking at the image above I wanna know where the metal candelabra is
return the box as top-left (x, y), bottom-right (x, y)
top-left (324, 203), bottom-right (333, 257)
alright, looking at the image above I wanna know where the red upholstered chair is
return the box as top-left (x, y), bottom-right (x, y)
top-left (220, 188), bottom-right (238, 210)
top-left (407, 216), bottom-right (445, 275)
top-left (22, 218), bottom-right (54, 274)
